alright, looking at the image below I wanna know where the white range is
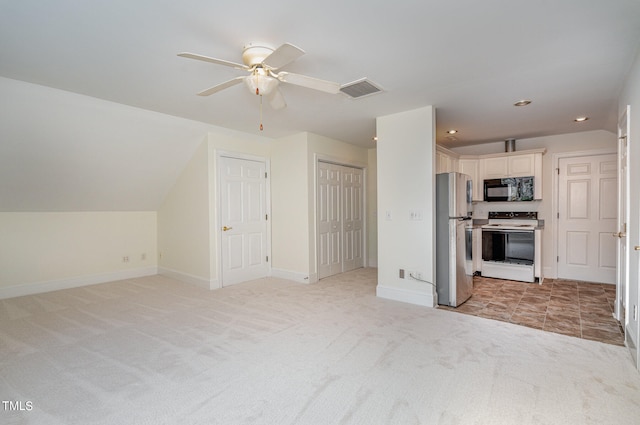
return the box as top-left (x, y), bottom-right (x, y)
top-left (480, 211), bottom-right (542, 283)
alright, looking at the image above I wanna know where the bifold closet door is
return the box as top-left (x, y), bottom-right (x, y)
top-left (317, 162), bottom-right (364, 279)
top-left (342, 167), bottom-right (364, 272)
top-left (318, 162), bottom-right (342, 279)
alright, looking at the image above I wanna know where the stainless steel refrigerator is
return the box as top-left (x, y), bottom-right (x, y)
top-left (436, 172), bottom-right (473, 307)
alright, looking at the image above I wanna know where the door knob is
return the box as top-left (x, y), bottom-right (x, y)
top-left (635, 246), bottom-right (640, 251)
top-left (222, 226), bottom-right (233, 231)
top-left (612, 232), bottom-right (626, 238)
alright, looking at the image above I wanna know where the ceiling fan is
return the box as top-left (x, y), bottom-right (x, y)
top-left (178, 42), bottom-right (341, 110)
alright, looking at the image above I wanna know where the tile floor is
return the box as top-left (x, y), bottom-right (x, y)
top-left (439, 276), bottom-right (625, 346)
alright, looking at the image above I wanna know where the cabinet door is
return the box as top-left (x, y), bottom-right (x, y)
top-left (436, 151), bottom-right (445, 173)
top-left (450, 158), bottom-right (459, 173)
top-left (459, 159), bottom-right (481, 201)
top-left (508, 154), bottom-right (535, 177)
top-left (436, 151), bottom-right (454, 173)
top-left (472, 227), bottom-right (482, 273)
top-left (483, 157), bottom-right (509, 179)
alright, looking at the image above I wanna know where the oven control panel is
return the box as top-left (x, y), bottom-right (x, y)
top-left (488, 211), bottom-right (537, 220)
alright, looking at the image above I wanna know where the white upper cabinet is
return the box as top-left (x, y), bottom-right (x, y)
top-left (482, 156), bottom-right (510, 179)
top-left (436, 145), bottom-right (459, 174)
top-left (508, 154), bottom-right (536, 177)
top-left (459, 158), bottom-right (482, 201)
top-left (458, 149), bottom-right (546, 200)
top-left (481, 153), bottom-right (537, 179)
top-left (440, 146), bottom-right (545, 200)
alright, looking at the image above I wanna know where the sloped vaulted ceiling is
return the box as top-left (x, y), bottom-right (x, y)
top-left (0, 77), bottom-right (217, 211)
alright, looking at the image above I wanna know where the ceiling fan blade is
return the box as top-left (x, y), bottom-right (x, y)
top-left (197, 76), bottom-right (245, 96)
top-left (262, 43), bottom-right (305, 70)
top-left (178, 52), bottom-right (249, 70)
top-left (277, 72), bottom-right (340, 94)
top-left (267, 87), bottom-right (287, 110)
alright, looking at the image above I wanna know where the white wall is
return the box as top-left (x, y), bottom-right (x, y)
top-left (618, 48), bottom-right (640, 364)
top-left (157, 138), bottom-right (212, 288)
top-left (376, 106), bottom-right (437, 307)
top-left (450, 130), bottom-right (616, 279)
top-left (0, 211), bottom-right (157, 298)
top-left (270, 132), bottom-right (311, 281)
top-left (367, 148), bottom-right (378, 267)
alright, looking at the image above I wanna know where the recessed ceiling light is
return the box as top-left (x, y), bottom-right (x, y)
top-left (574, 116), bottom-right (589, 122)
top-left (446, 129), bottom-right (458, 135)
top-left (514, 100), bottom-right (532, 107)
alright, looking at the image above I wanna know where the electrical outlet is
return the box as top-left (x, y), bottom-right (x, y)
top-left (399, 269), bottom-right (405, 279)
top-left (122, 256), bottom-right (129, 263)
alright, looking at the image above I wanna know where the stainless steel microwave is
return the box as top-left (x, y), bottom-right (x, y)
top-left (483, 176), bottom-right (534, 202)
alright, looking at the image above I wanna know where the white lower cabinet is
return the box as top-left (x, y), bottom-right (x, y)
top-left (472, 227), bottom-right (482, 273)
top-left (535, 228), bottom-right (543, 282)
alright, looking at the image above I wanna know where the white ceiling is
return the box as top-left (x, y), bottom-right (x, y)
top-left (1, 0), bottom-right (639, 210)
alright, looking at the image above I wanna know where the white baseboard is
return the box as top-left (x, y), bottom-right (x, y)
top-left (158, 267), bottom-right (219, 290)
top-left (271, 268), bottom-right (316, 284)
top-left (0, 266), bottom-right (158, 300)
top-left (543, 266), bottom-right (556, 280)
top-left (626, 324), bottom-right (638, 365)
top-left (376, 284), bottom-right (436, 308)
top-left (368, 259), bottom-right (378, 268)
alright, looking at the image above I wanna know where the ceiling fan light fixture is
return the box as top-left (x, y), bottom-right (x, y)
top-left (245, 69), bottom-right (278, 96)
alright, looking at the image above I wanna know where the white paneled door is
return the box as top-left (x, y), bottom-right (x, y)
top-left (317, 162), bottom-right (364, 279)
top-left (220, 156), bottom-right (269, 287)
top-left (558, 154), bottom-right (618, 283)
top-left (342, 166), bottom-right (364, 272)
top-left (318, 162), bottom-right (342, 278)
top-left (616, 108), bottom-right (629, 321)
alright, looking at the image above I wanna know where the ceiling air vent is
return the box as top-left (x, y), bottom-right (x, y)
top-left (339, 78), bottom-right (383, 99)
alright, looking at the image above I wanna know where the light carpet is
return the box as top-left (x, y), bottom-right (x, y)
top-left (1, 268), bottom-right (639, 424)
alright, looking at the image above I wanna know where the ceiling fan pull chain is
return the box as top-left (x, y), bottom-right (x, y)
top-left (259, 95), bottom-right (264, 131)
